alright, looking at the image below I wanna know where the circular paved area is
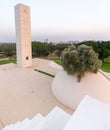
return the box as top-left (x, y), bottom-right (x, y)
top-left (0, 58), bottom-right (73, 129)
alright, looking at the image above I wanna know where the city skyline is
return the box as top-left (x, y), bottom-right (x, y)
top-left (1, 0), bottom-right (110, 42)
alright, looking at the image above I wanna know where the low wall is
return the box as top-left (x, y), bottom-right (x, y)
top-left (52, 70), bottom-right (110, 110)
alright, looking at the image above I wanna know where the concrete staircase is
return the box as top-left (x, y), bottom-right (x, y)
top-left (3, 96), bottom-right (109, 130)
top-left (2, 106), bottom-right (71, 130)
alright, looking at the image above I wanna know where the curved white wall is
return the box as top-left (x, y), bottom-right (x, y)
top-left (52, 70), bottom-right (110, 110)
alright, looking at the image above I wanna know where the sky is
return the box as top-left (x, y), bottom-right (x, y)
top-left (1, 0), bottom-right (110, 42)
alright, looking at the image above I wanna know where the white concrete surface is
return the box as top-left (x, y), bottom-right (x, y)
top-left (15, 3), bottom-right (32, 67)
top-left (64, 95), bottom-right (110, 130)
top-left (34, 106), bottom-right (71, 130)
top-left (17, 118), bottom-right (30, 130)
top-left (49, 61), bottom-right (63, 70)
top-left (2, 106), bottom-right (71, 130)
top-left (0, 58), bottom-right (73, 129)
top-left (0, 63), bottom-right (16, 70)
top-left (52, 70), bottom-right (110, 110)
top-left (105, 72), bottom-right (110, 79)
top-left (10, 122), bottom-right (20, 130)
top-left (26, 114), bottom-right (44, 130)
top-left (2, 124), bottom-right (14, 130)
top-left (3, 96), bottom-right (110, 130)
top-left (2, 113), bottom-right (44, 130)
top-left (99, 69), bottom-right (110, 81)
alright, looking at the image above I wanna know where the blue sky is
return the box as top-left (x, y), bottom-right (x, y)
top-left (1, 0), bottom-right (110, 42)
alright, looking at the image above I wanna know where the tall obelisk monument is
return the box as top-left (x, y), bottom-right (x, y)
top-left (15, 3), bottom-right (32, 67)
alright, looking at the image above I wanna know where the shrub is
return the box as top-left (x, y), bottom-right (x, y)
top-left (60, 45), bottom-right (102, 82)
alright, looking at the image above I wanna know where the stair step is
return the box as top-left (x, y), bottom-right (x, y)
top-left (11, 122), bottom-right (20, 130)
top-left (2, 106), bottom-right (71, 130)
top-left (2, 124), bottom-right (14, 130)
top-left (2, 118), bottom-right (29, 130)
top-left (26, 113), bottom-right (44, 130)
top-left (2, 114), bottom-right (44, 130)
top-left (34, 106), bottom-right (71, 130)
top-left (17, 113), bottom-right (44, 130)
top-left (16, 118), bottom-right (30, 130)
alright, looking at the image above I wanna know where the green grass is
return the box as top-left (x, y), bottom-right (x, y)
top-left (34, 69), bottom-right (55, 78)
top-left (53, 59), bottom-right (110, 73)
top-left (0, 55), bottom-right (7, 59)
top-left (54, 59), bottom-right (61, 65)
top-left (101, 62), bottom-right (110, 72)
top-left (0, 60), bottom-right (16, 65)
top-left (53, 58), bottom-right (110, 73)
top-left (104, 56), bottom-right (110, 62)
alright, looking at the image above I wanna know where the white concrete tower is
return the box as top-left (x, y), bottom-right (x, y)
top-left (15, 3), bottom-right (32, 67)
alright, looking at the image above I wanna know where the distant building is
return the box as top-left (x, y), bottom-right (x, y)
top-left (59, 40), bottom-right (80, 44)
top-left (67, 41), bottom-right (80, 44)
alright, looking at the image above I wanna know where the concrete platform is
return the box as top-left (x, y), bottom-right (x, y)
top-left (0, 58), bottom-right (73, 129)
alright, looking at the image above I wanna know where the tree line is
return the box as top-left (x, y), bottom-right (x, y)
top-left (76, 41), bottom-right (110, 62)
top-left (32, 41), bottom-right (70, 57)
top-left (0, 41), bottom-right (110, 62)
top-left (32, 41), bottom-right (110, 62)
top-left (0, 42), bottom-right (70, 58)
top-left (0, 43), bottom-right (16, 57)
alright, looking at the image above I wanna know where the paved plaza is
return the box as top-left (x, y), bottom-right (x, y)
top-left (0, 58), bottom-right (73, 129)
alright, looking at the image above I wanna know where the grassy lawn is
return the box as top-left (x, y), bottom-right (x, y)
top-left (100, 62), bottom-right (110, 72)
top-left (0, 60), bottom-right (16, 65)
top-left (54, 59), bottom-right (61, 65)
top-left (54, 59), bottom-right (110, 73)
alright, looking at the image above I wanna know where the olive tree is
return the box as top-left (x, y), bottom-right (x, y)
top-left (60, 45), bottom-right (102, 82)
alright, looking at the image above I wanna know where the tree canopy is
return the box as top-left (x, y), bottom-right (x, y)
top-left (0, 44), bottom-right (16, 57)
top-left (77, 41), bottom-right (110, 62)
top-left (60, 45), bottom-right (102, 82)
top-left (32, 41), bottom-right (70, 57)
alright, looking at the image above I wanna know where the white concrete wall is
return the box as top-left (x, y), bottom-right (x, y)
top-left (52, 70), bottom-right (110, 110)
top-left (64, 96), bottom-right (110, 130)
top-left (15, 3), bottom-right (32, 68)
